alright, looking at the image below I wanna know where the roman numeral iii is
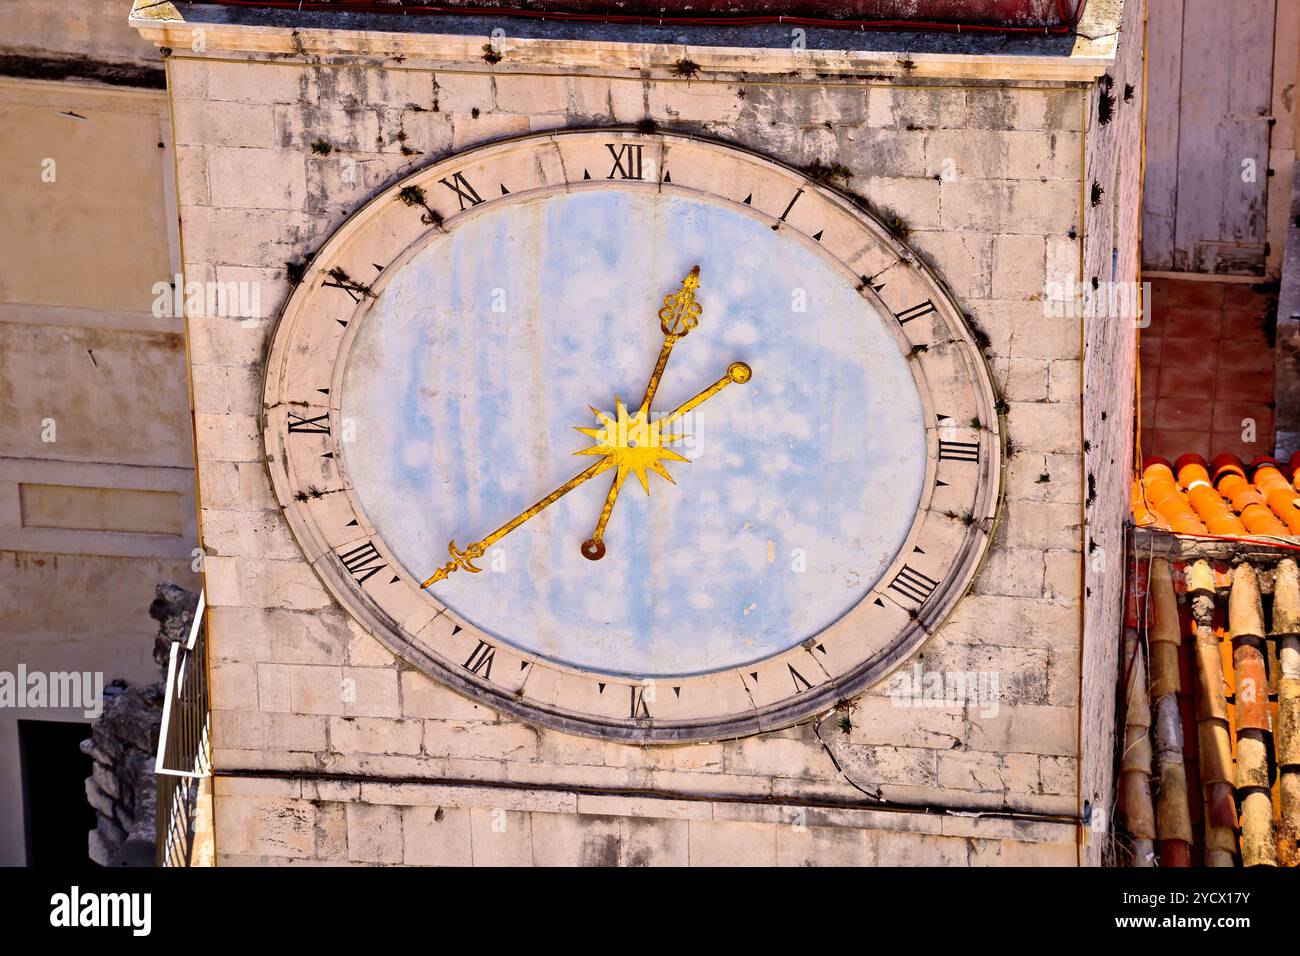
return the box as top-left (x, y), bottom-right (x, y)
top-left (938, 440), bottom-right (980, 462)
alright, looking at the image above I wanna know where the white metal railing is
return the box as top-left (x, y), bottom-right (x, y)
top-left (155, 590), bottom-right (211, 866)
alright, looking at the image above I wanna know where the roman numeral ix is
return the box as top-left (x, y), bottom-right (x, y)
top-left (287, 411), bottom-right (330, 435)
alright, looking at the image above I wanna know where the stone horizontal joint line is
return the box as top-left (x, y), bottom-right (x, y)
top-left (210, 767), bottom-right (1085, 830)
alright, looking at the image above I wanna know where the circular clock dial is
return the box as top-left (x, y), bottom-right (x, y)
top-left (340, 188), bottom-right (927, 676)
top-left (262, 130), bottom-right (1001, 742)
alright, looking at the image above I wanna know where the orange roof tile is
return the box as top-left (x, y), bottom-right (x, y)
top-left (1120, 556), bottom-right (1300, 867)
top-left (1135, 454), bottom-right (1300, 538)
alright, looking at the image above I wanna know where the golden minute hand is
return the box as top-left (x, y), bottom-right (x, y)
top-left (661, 362), bottom-right (753, 428)
top-left (421, 456), bottom-right (614, 588)
top-left (582, 266), bottom-right (703, 561)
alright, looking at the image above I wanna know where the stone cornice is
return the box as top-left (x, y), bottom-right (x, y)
top-left (129, 1), bottom-right (1117, 83)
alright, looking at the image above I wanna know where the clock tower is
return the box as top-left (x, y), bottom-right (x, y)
top-left (131, 0), bottom-right (1143, 866)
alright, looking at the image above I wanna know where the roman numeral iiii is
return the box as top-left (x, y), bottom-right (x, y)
top-left (888, 564), bottom-right (939, 607)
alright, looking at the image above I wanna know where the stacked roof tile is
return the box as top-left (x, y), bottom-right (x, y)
top-left (1134, 454), bottom-right (1300, 537)
top-left (1118, 557), bottom-right (1300, 867)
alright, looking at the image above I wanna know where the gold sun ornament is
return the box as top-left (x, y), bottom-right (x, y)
top-left (574, 397), bottom-right (692, 493)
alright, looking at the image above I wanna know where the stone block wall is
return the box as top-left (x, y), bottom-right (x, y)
top-left (132, 4), bottom-right (1140, 865)
top-left (1078, 0), bottom-right (1146, 865)
top-left (211, 774), bottom-right (1077, 866)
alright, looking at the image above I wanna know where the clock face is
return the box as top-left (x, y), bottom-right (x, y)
top-left (262, 130), bottom-right (1001, 742)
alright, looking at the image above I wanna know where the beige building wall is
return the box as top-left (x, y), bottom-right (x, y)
top-left (131, 1), bottom-right (1140, 865)
top-left (1, 0), bottom-right (161, 67)
top-left (0, 1), bottom-right (198, 866)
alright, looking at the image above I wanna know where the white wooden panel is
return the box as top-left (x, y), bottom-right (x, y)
top-left (1142, 0), bottom-right (1184, 270)
top-left (1173, 0), bottom-right (1274, 274)
top-left (1143, 0), bottom-right (1276, 275)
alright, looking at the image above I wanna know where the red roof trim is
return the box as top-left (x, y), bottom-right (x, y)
top-left (198, 0), bottom-right (1088, 34)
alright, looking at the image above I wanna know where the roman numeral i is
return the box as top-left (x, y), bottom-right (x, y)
top-left (896, 300), bottom-right (936, 324)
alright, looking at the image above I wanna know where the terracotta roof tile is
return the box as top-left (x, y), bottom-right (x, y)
top-left (1136, 454), bottom-right (1300, 539)
top-left (1119, 557), bottom-right (1300, 866)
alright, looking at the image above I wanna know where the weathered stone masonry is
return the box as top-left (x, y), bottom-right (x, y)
top-left (131, 0), bottom-right (1142, 865)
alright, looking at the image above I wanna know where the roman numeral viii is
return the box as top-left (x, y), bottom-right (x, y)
top-left (337, 541), bottom-right (386, 585)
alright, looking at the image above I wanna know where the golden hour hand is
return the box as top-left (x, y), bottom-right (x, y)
top-left (581, 265), bottom-right (702, 561)
top-left (576, 361), bottom-right (752, 560)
